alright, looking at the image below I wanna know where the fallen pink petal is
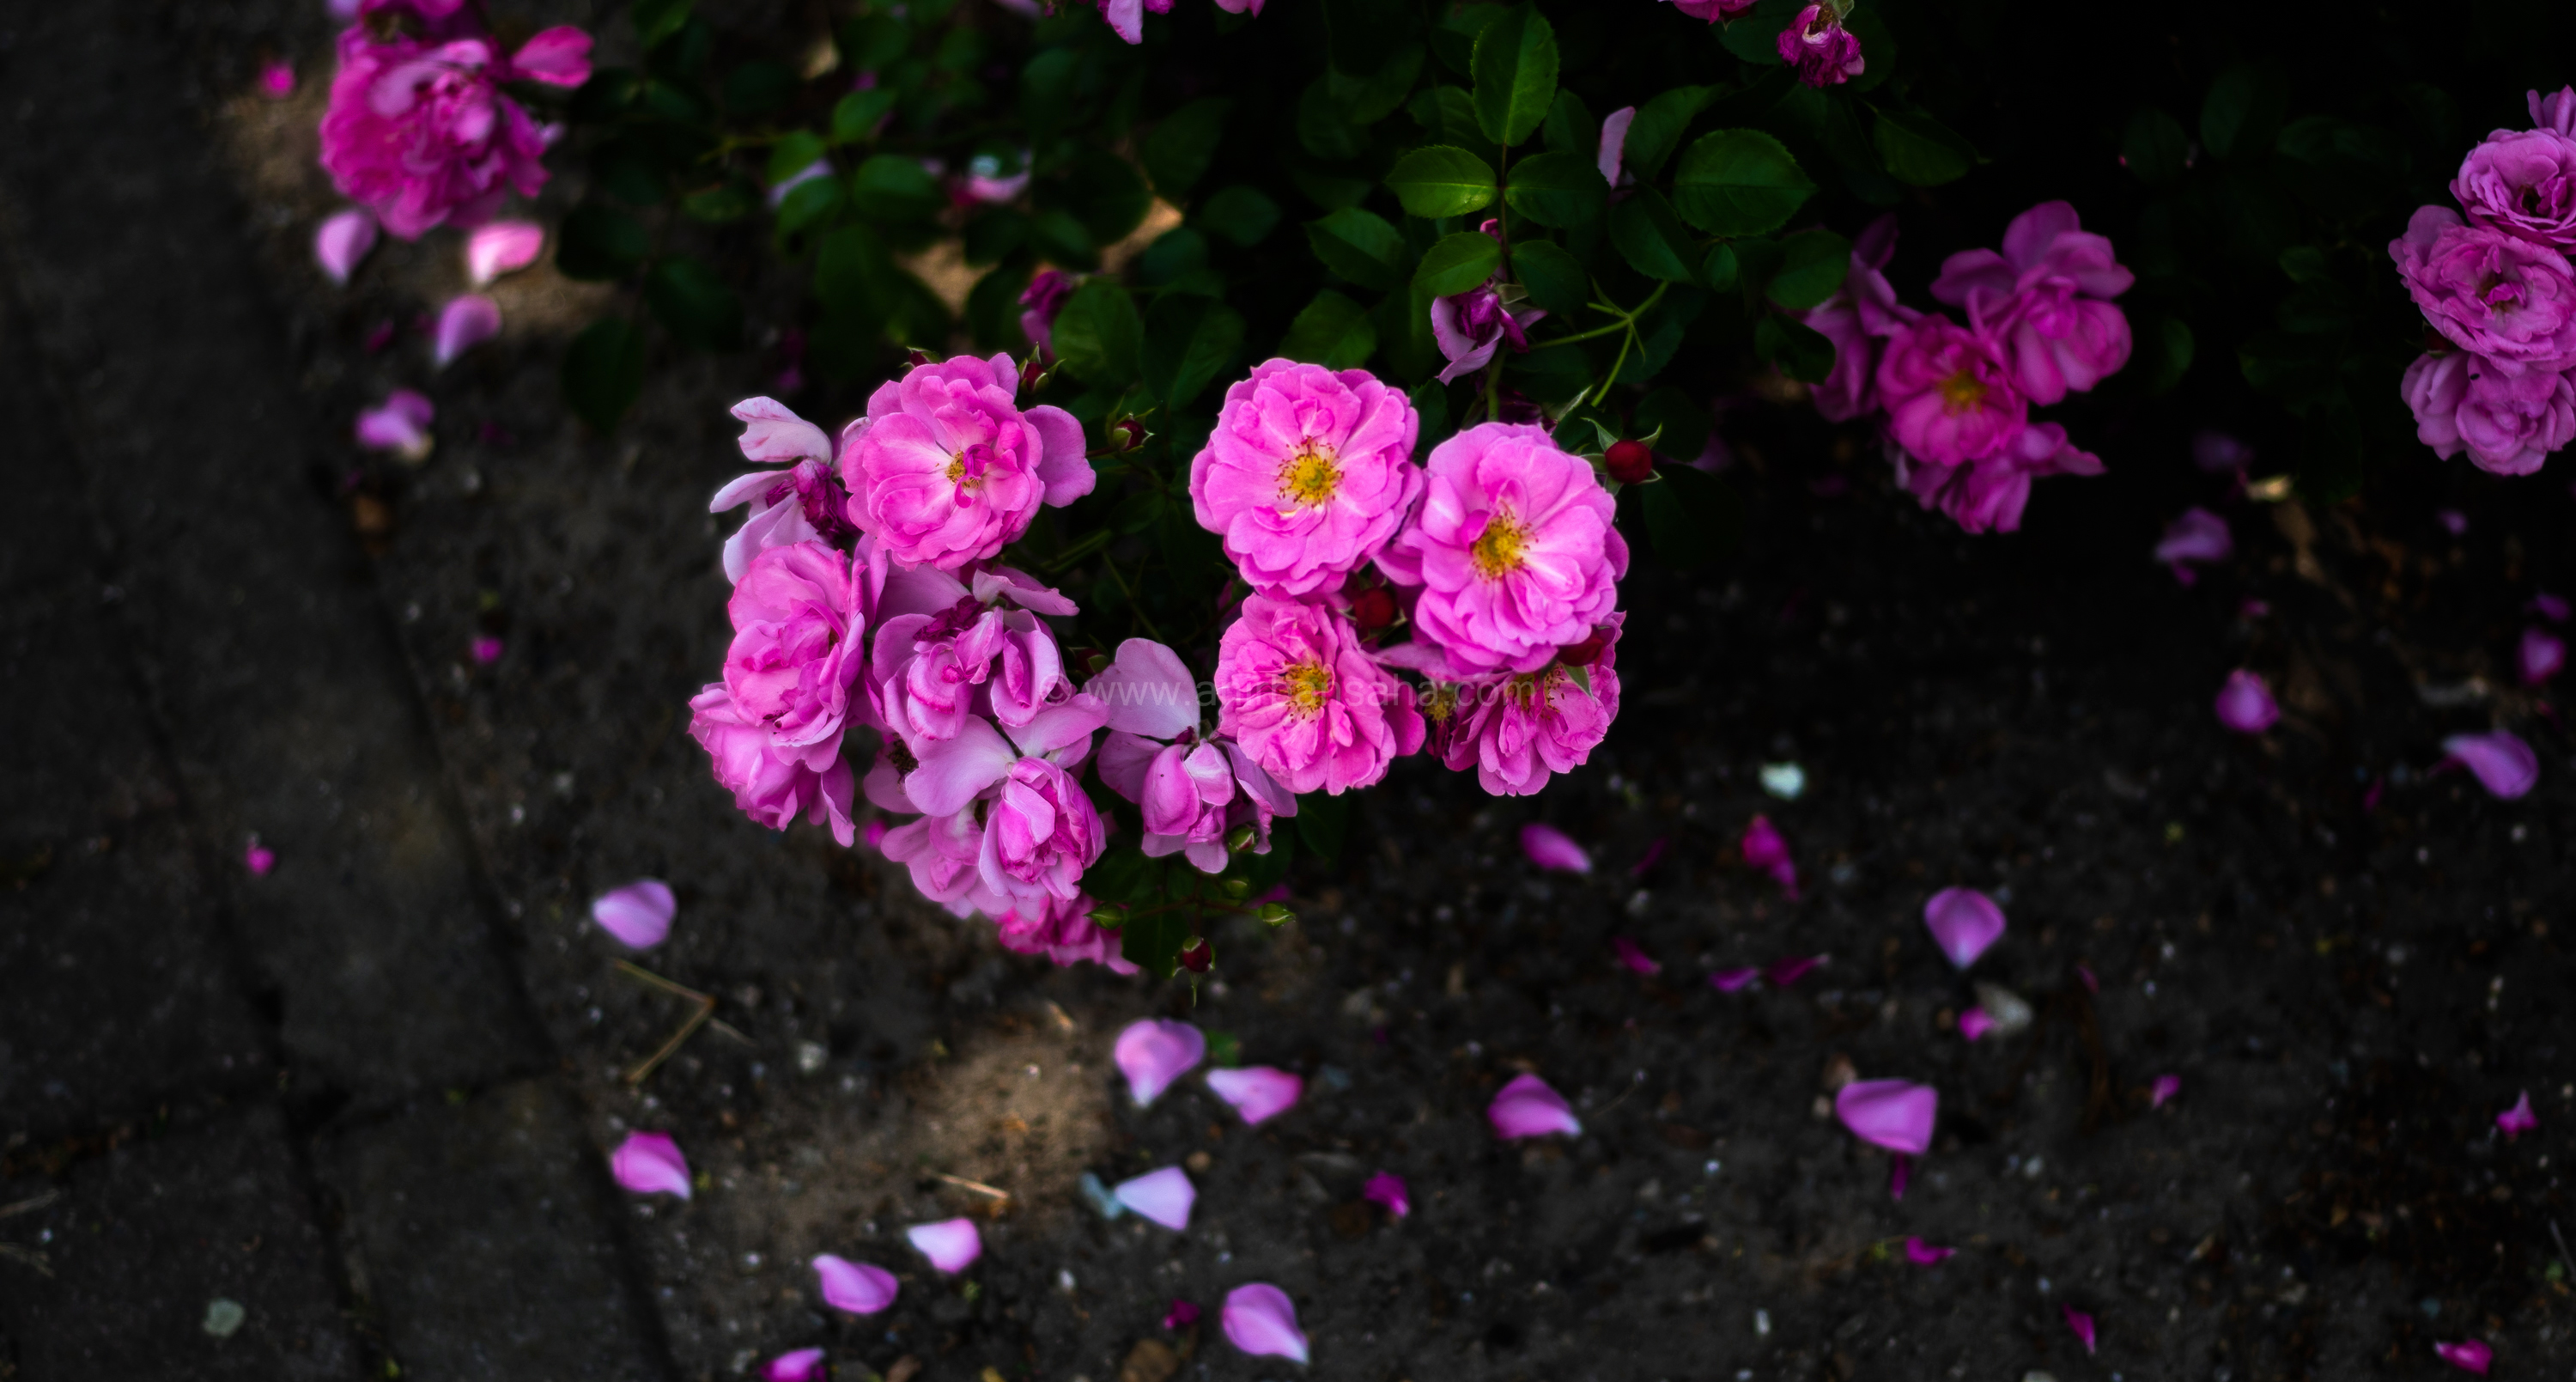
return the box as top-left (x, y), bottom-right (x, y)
top-left (2153, 507), bottom-right (2233, 582)
top-left (591, 879), bottom-right (677, 949)
top-left (2438, 508), bottom-right (2469, 536)
top-left (906, 1217), bottom-right (981, 1273)
top-left (2498, 1089), bottom-right (2539, 1141)
top-left (2523, 627), bottom-right (2567, 685)
top-left (1958, 1008), bottom-right (1995, 1042)
top-left (1363, 1170), bottom-right (1409, 1218)
top-left (861, 818), bottom-right (889, 849)
top-left (609, 1130), bottom-right (691, 1198)
top-left (1220, 1282), bottom-right (1309, 1365)
top-left (1835, 1079), bottom-right (1936, 1155)
top-left (259, 58), bottom-right (295, 99)
top-left (2215, 669), bottom-right (2279, 734)
top-left (1904, 1236), bottom-right (1954, 1264)
top-left (466, 220), bottom-right (547, 285)
top-left (1206, 1066), bottom-right (1303, 1125)
top-left (2444, 730), bottom-right (2540, 799)
top-left (1765, 954), bottom-right (1825, 987)
top-left (1741, 814), bottom-right (1799, 898)
top-left (2537, 592), bottom-right (2571, 623)
top-left (2436, 1340), bottom-right (2494, 1374)
top-left (434, 294), bottom-right (502, 368)
top-left (2064, 1304), bottom-right (2097, 1355)
top-left (2151, 1074), bottom-right (2182, 1109)
top-left (1612, 936), bottom-right (1661, 975)
top-left (1922, 887), bottom-right (2007, 969)
top-left (313, 209), bottom-right (378, 285)
top-left (1518, 822), bottom-right (1591, 873)
top-left (811, 1255), bottom-right (898, 1314)
top-left (471, 635), bottom-right (503, 665)
top-left (1163, 1298), bottom-right (1200, 1330)
top-left (1709, 966), bottom-right (1760, 993)
top-left (244, 837), bottom-right (276, 877)
top-left (2076, 961), bottom-right (2099, 993)
top-left (1488, 1071), bottom-right (1582, 1140)
top-left (1115, 1018), bottom-right (1206, 1106)
top-left (355, 389), bottom-right (434, 461)
top-left (762, 1349), bottom-right (825, 1382)
top-left (1111, 1166), bottom-right (1196, 1230)
top-left (1631, 836), bottom-right (1668, 875)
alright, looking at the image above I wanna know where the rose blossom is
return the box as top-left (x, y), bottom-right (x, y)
top-left (1927, 202), bottom-right (2134, 405)
top-left (867, 566), bottom-right (1079, 752)
top-left (1893, 422), bottom-right (2104, 534)
top-left (1377, 423), bottom-right (1626, 676)
top-left (1431, 283), bottom-right (1546, 385)
top-left (1875, 317), bottom-right (2028, 468)
top-left (1215, 595), bottom-right (1425, 795)
top-left (1019, 270), bottom-right (1073, 356)
top-left (1803, 213), bottom-right (1921, 422)
top-left (877, 702), bottom-right (1109, 915)
top-left (709, 398), bottom-right (859, 583)
top-left (1431, 618), bottom-right (1621, 797)
top-left (2455, 119), bottom-right (2576, 247)
top-left (2391, 205), bottom-right (2576, 373)
top-left (687, 685), bottom-right (857, 845)
top-left (723, 542), bottom-right (868, 758)
top-left (1190, 359), bottom-right (1424, 597)
top-left (1777, 4), bottom-right (1863, 88)
top-left (1091, 637), bottom-right (1297, 872)
top-left (2401, 350), bottom-right (2576, 476)
top-left (838, 352), bottom-right (1095, 569)
top-left (319, 23), bottom-right (593, 239)
top-left (1668, 0), bottom-right (1757, 18)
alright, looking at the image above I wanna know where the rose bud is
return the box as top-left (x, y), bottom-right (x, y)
top-left (1605, 439), bottom-right (1656, 484)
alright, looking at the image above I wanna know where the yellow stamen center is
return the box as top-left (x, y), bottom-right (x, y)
top-left (1939, 369), bottom-right (1990, 414)
top-left (1281, 659), bottom-right (1333, 715)
top-left (1280, 445), bottom-right (1342, 507)
top-left (1471, 510), bottom-right (1529, 579)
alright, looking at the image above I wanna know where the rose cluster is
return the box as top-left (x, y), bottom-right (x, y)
top-left (692, 349), bottom-right (1631, 968)
top-left (1664, 0), bottom-right (1863, 88)
top-left (1803, 202), bottom-right (2132, 533)
top-left (2395, 87), bottom-right (2576, 477)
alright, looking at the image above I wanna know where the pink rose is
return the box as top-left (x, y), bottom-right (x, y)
top-left (1215, 595), bottom-right (1425, 795)
top-left (2403, 351), bottom-right (2471, 458)
top-left (1803, 213), bottom-right (1921, 422)
top-left (1876, 316), bottom-right (2028, 468)
top-left (1378, 423), bottom-right (1626, 676)
top-left (722, 542), bottom-right (868, 757)
top-left (1189, 359), bottom-right (1424, 598)
top-left (1894, 422), bottom-right (2104, 534)
top-left (1431, 618), bottom-right (1621, 797)
top-left (319, 25), bottom-right (592, 240)
top-left (1431, 283), bottom-right (1546, 386)
top-left (1777, 4), bottom-right (1863, 88)
top-left (2391, 205), bottom-right (2576, 373)
top-left (687, 685), bottom-right (857, 845)
top-left (838, 353), bottom-right (1095, 570)
top-left (2403, 350), bottom-right (2576, 473)
top-left (2455, 126), bottom-right (2576, 247)
top-left (1668, 0), bottom-right (1757, 19)
top-left (1019, 270), bottom-right (1074, 356)
top-left (993, 894), bottom-right (1137, 971)
top-left (879, 703), bottom-right (1110, 912)
top-left (1095, 0), bottom-right (1174, 44)
top-left (1088, 638), bottom-right (1297, 873)
top-left (1929, 202), bottom-right (2134, 405)
top-left (709, 398), bottom-right (858, 582)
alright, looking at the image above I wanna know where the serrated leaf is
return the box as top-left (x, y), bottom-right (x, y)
top-left (1609, 190), bottom-right (1699, 283)
top-left (1144, 98), bottom-right (1231, 199)
top-left (1504, 149), bottom-right (1607, 228)
top-left (1327, 42), bottom-right (1425, 126)
top-left (1142, 294), bottom-right (1245, 410)
top-left (1764, 228), bottom-right (1851, 310)
top-left (562, 318), bottom-right (646, 431)
top-left (1514, 239), bottom-right (1588, 318)
top-left (830, 88), bottom-right (897, 144)
top-left (1280, 289), bottom-right (1378, 369)
top-left (1671, 129), bottom-right (1814, 236)
top-left (1407, 86), bottom-right (1484, 149)
top-left (645, 255), bottom-right (743, 351)
top-left (1621, 84), bottom-right (1713, 182)
top-left (1414, 230), bottom-right (1503, 297)
top-left (1305, 207), bottom-right (1406, 292)
top-left (556, 204), bottom-right (649, 281)
top-left (1471, 3), bottom-right (1558, 149)
top-left (1872, 108), bottom-right (1977, 187)
top-left (1297, 79), bottom-right (1364, 161)
top-left (773, 175), bottom-right (843, 237)
top-left (1054, 280), bottom-right (1144, 389)
top-left (1195, 186), bottom-right (1280, 248)
top-left (1386, 146), bottom-right (1498, 219)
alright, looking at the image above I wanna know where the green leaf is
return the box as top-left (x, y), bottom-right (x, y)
top-left (1327, 42), bottom-right (1425, 126)
top-left (773, 175), bottom-right (843, 237)
top-left (723, 60), bottom-right (795, 118)
top-left (1407, 86), bottom-right (1485, 149)
top-left (681, 182), bottom-right (756, 223)
top-left (1296, 791), bottom-right (1348, 866)
top-left (963, 210), bottom-right (1030, 266)
top-left (1322, 0), bottom-right (1419, 78)
top-left (1540, 88), bottom-right (1596, 156)
top-left (1053, 280), bottom-right (1144, 389)
top-left (1609, 190), bottom-right (1700, 283)
top-left (1703, 241), bottom-right (1741, 293)
top-left (2143, 316), bottom-right (2194, 394)
top-left (1640, 463), bottom-right (1743, 569)
top-left (561, 318), bottom-right (646, 431)
top-left (836, 13), bottom-right (908, 70)
top-left (1386, 146), bottom-right (1499, 219)
top-left (1431, 3), bottom-right (1504, 77)
top-left (1280, 289), bottom-right (1378, 369)
top-left (1515, 240), bottom-right (1588, 319)
top-left (1764, 228), bottom-right (1851, 310)
top-left (1754, 314), bottom-right (1836, 382)
top-left (965, 262), bottom-right (1032, 352)
top-left (830, 88), bottom-right (898, 144)
top-left (1872, 108), bottom-right (1978, 187)
top-left (1373, 282), bottom-right (1442, 381)
top-left (2123, 107), bottom-right (2190, 188)
top-left (1029, 210), bottom-right (1097, 269)
top-left (1019, 47), bottom-right (1080, 131)
top-left (1195, 186), bottom-right (1280, 247)
top-left (1510, 341), bottom-right (1593, 403)
top-left (2201, 65), bottom-right (2287, 161)
top-left (1621, 84), bottom-right (1713, 182)
top-left (1414, 230), bottom-right (1503, 297)
top-left (1305, 208), bottom-right (1406, 292)
top-left (632, 0), bottom-right (694, 50)
top-left (645, 256), bottom-right (743, 351)
top-left (1120, 907), bottom-right (1192, 979)
top-left (1142, 294), bottom-right (1245, 410)
top-left (849, 155), bottom-right (943, 222)
top-left (1720, 0), bottom-right (1800, 63)
top-left (1471, 3), bottom-right (1558, 149)
top-left (1139, 228), bottom-right (1210, 285)
top-left (556, 204), bottom-right (649, 281)
top-left (1672, 130), bottom-right (1814, 236)
top-left (1631, 386), bottom-right (1710, 463)
top-left (1060, 146), bottom-right (1154, 246)
top-left (1504, 150), bottom-right (1608, 228)
top-left (811, 223), bottom-right (892, 322)
top-left (1144, 99), bottom-right (1232, 199)
top-left (1297, 80), bottom-right (1364, 161)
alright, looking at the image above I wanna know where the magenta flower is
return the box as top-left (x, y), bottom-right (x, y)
top-left (1115, 1019), bottom-right (1207, 1106)
top-left (465, 220), bottom-right (544, 284)
top-left (1518, 823), bottom-right (1591, 874)
top-left (1893, 421), bottom-right (2105, 535)
top-left (2154, 508), bottom-right (2233, 583)
top-left (1922, 887), bottom-right (2006, 969)
top-left (890, 716), bottom-right (1108, 912)
top-left (1958, 1008), bottom-right (1995, 1042)
top-left (1612, 937), bottom-right (1661, 975)
top-left (2455, 121), bottom-right (2576, 247)
top-left (591, 880), bottom-right (676, 949)
top-left (2498, 1089), bottom-right (2540, 1140)
top-left (2063, 1304), bottom-right (2098, 1355)
top-left (432, 293), bottom-right (501, 368)
top-left (1019, 270), bottom-right (1074, 356)
top-left (1190, 360), bottom-right (1423, 597)
top-left (2215, 669), bottom-right (2280, 734)
top-left (1092, 639), bottom-right (1297, 873)
top-left (1095, 0), bottom-right (1175, 44)
top-left (1112, 1167), bottom-right (1197, 1230)
top-left (1834, 1079), bottom-right (1936, 1155)
top-left (1220, 1283), bottom-right (1309, 1365)
top-left (313, 208), bottom-right (378, 284)
top-left (319, 23), bottom-right (592, 239)
top-left (1380, 423), bottom-right (1625, 676)
top-left (2436, 1340), bottom-right (2494, 1375)
top-left (907, 1217), bottom-right (981, 1273)
top-left (685, 684), bottom-right (858, 846)
top-left (357, 389), bottom-right (435, 460)
top-left (609, 1130), bottom-right (690, 1198)
top-left (762, 1349), bottom-right (825, 1382)
top-left (2392, 206), bottom-right (2576, 372)
top-left (1776, 4), bottom-right (1864, 87)
top-left (2403, 350), bottom-right (2576, 475)
top-left (2445, 729), bottom-right (2540, 798)
top-left (244, 837), bottom-right (276, 877)
top-left (1215, 594), bottom-right (1424, 795)
top-left (1431, 281), bottom-right (1546, 385)
top-left (1741, 814), bottom-right (1797, 898)
top-left (1668, 0), bottom-right (1758, 18)
top-left (1904, 1237), bottom-right (1954, 1264)
top-left (723, 542), bottom-right (867, 759)
top-left (2524, 626), bottom-right (2567, 684)
top-left (710, 399), bottom-right (857, 583)
top-left (1802, 214), bottom-right (1921, 422)
top-left (1488, 1071), bottom-right (1582, 1140)
top-left (811, 1255), bottom-right (898, 1314)
top-left (838, 352), bottom-right (1094, 570)
top-left (1929, 202), bottom-right (2134, 405)
top-left (1206, 1066), bottom-right (1303, 1125)
top-left (870, 587), bottom-right (1076, 753)
top-left (992, 894), bottom-right (1135, 972)
top-left (1363, 1171), bottom-right (1411, 1218)
top-left (2151, 1074), bottom-right (2182, 1108)
top-left (1430, 619), bottom-right (1621, 796)
top-left (1876, 317), bottom-right (2026, 467)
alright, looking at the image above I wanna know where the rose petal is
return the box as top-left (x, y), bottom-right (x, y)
top-left (465, 220), bottom-right (546, 285)
top-left (811, 1255), bottom-right (898, 1314)
top-left (1362, 1171), bottom-right (1410, 1218)
top-left (1904, 1236), bottom-right (1954, 1265)
top-left (1220, 1283), bottom-right (1309, 1365)
top-left (1708, 967), bottom-right (1759, 993)
top-left (762, 1348), bottom-right (826, 1382)
top-left (1834, 1079), bottom-right (1936, 1155)
top-left (1206, 1066), bottom-right (1303, 1125)
top-left (1631, 836), bottom-right (1668, 876)
top-left (1741, 815), bottom-right (1798, 898)
top-left (906, 1217), bottom-right (981, 1273)
top-left (2215, 669), bottom-right (2279, 734)
top-left (609, 1130), bottom-right (691, 1198)
top-left (1487, 1071), bottom-right (1582, 1140)
top-left (1111, 1166), bottom-right (1196, 1230)
top-left (244, 838), bottom-right (276, 877)
top-left (1612, 937), bottom-right (1661, 975)
top-left (1163, 1298), bottom-right (1200, 1330)
top-left (2536, 592), bottom-right (2571, 623)
top-left (591, 879), bottom-right (676, 949)
top-left (259, 58), bottom-right (295, 98)
top-left (355, 389), bottom-right (435, 460)
top-left (314, 209), bottom-right (378, 285)
top-left (434, 294), bottom-right (501, 368)
top-left (2445, 730), bottom-right (2541, 799)
top-left (1958, 1007), bottom-right (1995, 1042)
top-left (1518, 823), bottom-right (1591, 874)
top-left (2522, 627), bottom-right (2566, 685)
top-left (2151, 1074), bottom-right (2182, 1108)
top-left (1765, 954), bottom-right (1825, 987)
top-left (1114, 1019), bottom-right (1206, 1106)
top-left (2499, 1089), bottom-right (2539, 1140)
top-left (1922, 887), bottom-right (2007, 969)
top-left (2063, 1304), bottom-right (2097, 1355)
top-left (2436, 1340), bottom-right (2495, 1374)
top-left (1087, 637), bottom-right (1200, 740)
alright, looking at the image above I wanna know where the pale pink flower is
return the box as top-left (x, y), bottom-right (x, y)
top-left (686, 685), bottom-right (858, 846)
top-left (709, 399), bottom-right (857, 583)
top-left (1929, 202), bottom-right (2134, 405)
top-left (1803, 213), bottom-right (1921, 422)
top-left (2436, 1340), bottom-right (2494, 1375)
top-left (1019, 270), bottom-right (1073, 356)
top-left (2523, 626), bottom-right (2567, 684)
top-left (1112, 1167), bottom-right (1196, 1230)
top-left (2154, 508), bottom-right (2233, 583)
top-left (869, 588), bottom-right (1077, 753)
top-left (1518, 823), bottom-right (1590, 873)
top-left (1904, 1237), bottom-right (1955, 1264)
top-left (1206, 1066), bottom-right (1303, 1125)
top-left (356, 389), bottom-right (435, 460)
top-left (960, 150), bottom-right (1031, 205)
top-left (433, 293), bottom-right (501, 367)
top-left (1215, 594), bottom-right (1424, 795)
top-left (2063, 1305), bottom-right (2097, 1355)
top-left (1220, 1283), bottom-right (1309, 1365)
top-left (1363, 1171), bottom-right (1410, 1218)
top-left (313, 208), bottom-right (378, 284)
top-left (767, 158), bottom-right (832, 209)
top-left (1777, 4), bottom-right (1864, 87)
top-left (1190, 359), bottom-right (1423, 597)
top-left (811, 1255), bottom-right (899, 1314)
top-left (2498, 1089), bottom-right (2541, 1140)
top-left (2393, 205), bottom-right (2576, 372)
top-left (1487, 1071), bottom-right (1582, 1139)
top-left (2405, 350), bottom-right (2576, 474)
top-left (465, 220), bottom-right (544, 284)
top-left (992, 894), bottom-right (1135, 972)
top-left (1115, 1018), bottom-right (1206, 1106)
top-left (838, 352), bottom-right (1094, 569)
top-left (319, 24), bottom-right (592, 239)
top-left (2445, 729), bottom-right (2540, 798)
top-left (1091, 639), bottom-right (1297, 872)
top-left (1922, 887), bottom-right (2006, 969)
top-left (1834, 1079), bottom-right (1936, 1154)
top-left (907, 1218), bottom-right (981, 1273)
top-left (609, 1131), bottom-right (690, 1198)
top-left (2215, 669), bottom-right (2279, 734)
top-left (590, 880), bottom-right (675, 949)
top-left (1741, 814), bottom-right (1796, 898)
top-left (762, 1349), bottom-right (825, 1382)
top-left (2151, 1074), bottom-right (2182, 1108)
top-left (1893, 420), bottom-right (2105, 534)
top-left (1379, 423), bottom-right (1625, 675)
